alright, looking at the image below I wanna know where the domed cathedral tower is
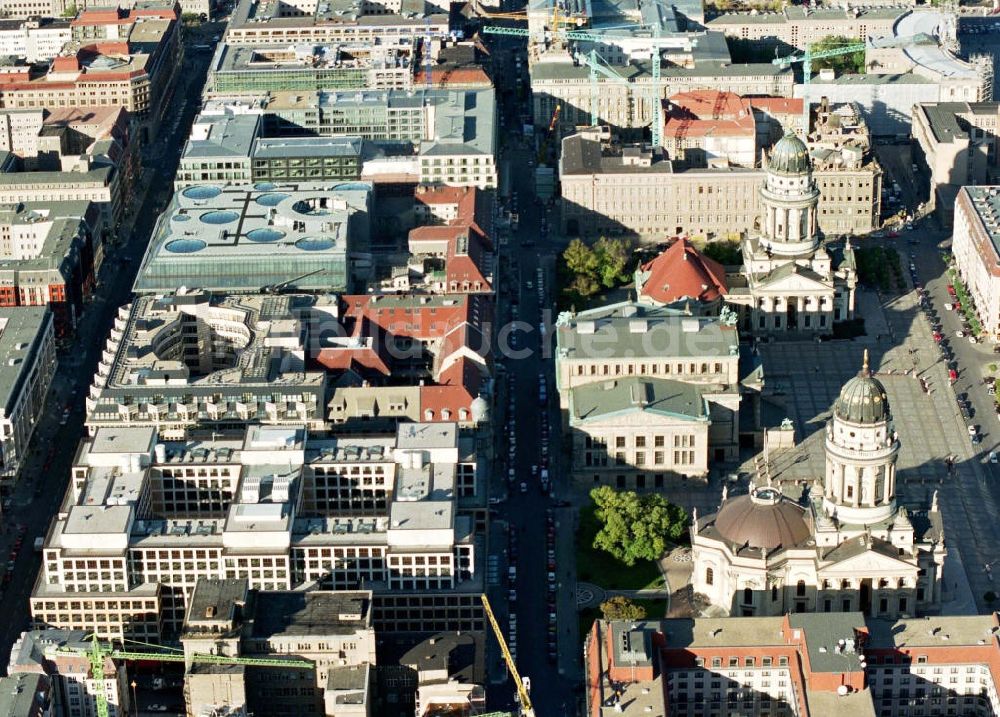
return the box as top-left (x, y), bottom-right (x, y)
top-left (822, 350), bottom-right (899, 526)
top-left (759, 133), bottom-right (821, 257)
top-left (691, 352), bottom-right (946, 619)
top-left (731, 133), bottom-right (857, 336)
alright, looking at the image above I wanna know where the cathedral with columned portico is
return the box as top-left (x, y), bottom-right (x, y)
top-left (691, 352), bottom-right (946, 618)
top-left (731, 132), bottom-right (858, 335)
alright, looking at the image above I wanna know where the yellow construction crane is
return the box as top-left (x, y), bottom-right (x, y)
top-left (481, 594), bottom-right (536, 717)
top-left (58, 634), bottom-right (314, 717)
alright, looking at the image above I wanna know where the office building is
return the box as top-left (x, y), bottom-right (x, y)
top-left (31, 422), bottom-right (484, 640)
top-left (0, 165), bottom-right (122, 229)
top-left (0, 307), bottom-right (55, 483)
top-left (706, 6), bottom-right (904, 51)
top-left (85, 291), bottom-right (327, 436)
top-left (912, 102), bottom-right (1000, 225)
top-left (8, 629), bottom-right (131, 717)
top-left (586, 612), bottom-right (1000, 717)
top-left (181, 579), bottom-right (375, 717)
top-left (952, 186), bottom-right (1000, 342)
top-left (398, 632), bottom-right (485, 717)
top-left (208, 39), bottom-right (417, 96)
top-left (224, 0), bottom-right (450, 48)
top-left (136, 182), bottom-right (370, 295)
top-left (559, 131), bottom-right (880, 241)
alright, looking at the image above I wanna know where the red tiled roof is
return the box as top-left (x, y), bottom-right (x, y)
top-left (639, 238), bottom-right (728, 304)
top-left (749, 97), bottom-right (804, 115)
top-left (663, 90), bottom-right (755, 140)
top-left (414, 67), bottom-right (493, 88)
top-left (420, 356), bottom-right (483, 417)
top-left (315, 344), bottom-right (391, 376)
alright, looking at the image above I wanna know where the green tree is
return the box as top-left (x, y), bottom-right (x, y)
top-left (563, 238), bottom-right (599, 278)
top-left (593, 237), bottom-right (632, 288)
top-left (570, 273), bottom-right (601, 298)
top-left (701, 240), bottom-right (742, 266)
top-left (60, 2), bottom-right (77, 16)
top-left (600, 595), bottom-right (647, 621)
top-left (811, 35), bottom-right (866, 76)
top-left (590, 486), bottom-right (688, 566)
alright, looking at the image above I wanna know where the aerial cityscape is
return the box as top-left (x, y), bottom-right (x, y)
top-left (0, 0), bottom-right (994, 714)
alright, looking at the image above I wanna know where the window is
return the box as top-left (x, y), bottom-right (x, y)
top-left (706, 568), bottom-right (714, 586)
top-left (743, 587), bottom-right (753, 605)
top-left (796, 580), bottom-right (806, 597)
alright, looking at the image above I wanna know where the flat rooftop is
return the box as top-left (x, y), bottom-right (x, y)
top-left (0, 306), bottom-right (50, 414)
top-left (961, 186), bottom-right (1000, 260)
top-left (247, 590), bottom-right (370, 637)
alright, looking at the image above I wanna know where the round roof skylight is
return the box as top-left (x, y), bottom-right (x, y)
top-left (247, 228), bottom-right (285, 243)
top-left (172, 214), bottom-right (191, 222)
top-left (253, 182), bottom-right (277, 191)
top-left (333, 182), bottom-right (368, 191)
top-left (165, 239), bottom-right (207, 254)
top-left (182, 185), bottom-right (223, 200)
top-left (295, 237), bottom-right (335, 251)
top-left (200, 210), bottom-right (239, 225)
top-left (255, 192), bottom-right (290, 207)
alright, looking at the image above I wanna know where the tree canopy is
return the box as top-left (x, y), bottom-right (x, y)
top-left (811, 35), bottom-right (866, 76)
top-left (589, 486), bottom-right (688, 566)
top-left (560, 237), bottom-right (635, 301)
top-left (600, 595), bottom-right (648, 621)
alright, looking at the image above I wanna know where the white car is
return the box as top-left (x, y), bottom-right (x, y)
top-left (969, 425), bottom-right (977, 436)
top-left (990, 452), bottom-right (998, 464)
top-left (956, 330), bottom-right (966, 338)
top-left (944, 303), bottom-right (954, 311)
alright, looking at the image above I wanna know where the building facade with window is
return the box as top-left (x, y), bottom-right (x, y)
top-left (952, 186), bottom-right (1000, 342)
top-left (691, 352), bottom-right (945, 619)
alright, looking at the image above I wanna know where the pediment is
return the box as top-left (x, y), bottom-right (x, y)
top-left (759, 269), bottom-right (834, 294)
top-left (820, 547), bottom-right (917, 576)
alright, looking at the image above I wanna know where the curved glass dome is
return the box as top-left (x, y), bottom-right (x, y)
top-left (182, 185), bottom-right (223, 201)
top-left (165, 239), bottom-right (207, 254)
top-left (172, 214), bottom-right (192, 222)
top-left (333, 182), bottom-right (369, 191)
top-left (254, 182), bottom-right (277, 191)
top-left (295, 237), bottom-right (335, 251)
top-left (255, 192), bottom-right (290, 207)
top-left (246, 228), bottom-right (285, 243)
top-left (200, 210), bottom-right (239, 225)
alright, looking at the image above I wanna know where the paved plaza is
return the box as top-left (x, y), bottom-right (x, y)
top-left (757, 284), bottom-right (996, 614)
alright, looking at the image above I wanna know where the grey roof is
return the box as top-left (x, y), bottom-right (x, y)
top-left (398, 631), bottom-right (484, 684)
top-left (555, 301), bottom-right (739, 361)
top-left (959, 186), bottom-right (1000, 264)
top-left (834, 360), bottom-right (890, 425)
top-left (328, 664), bottom-right (370, 691)
top-left (768, 132), bottom-right (810, 175)
top-left (916, 102), bottom-right (1000, 145)
top-left (0, 307), bottom-right (50, 415)
top-left (182, 114), bottom-right (259, 161)
top-left (186, 577), bottom-right (248, 625)
top-left (246, 590), bottom-right (371, 638)
top-left (569, 377), bottom-right (709, 424)
top-left (0, 201), bottom-right (96, 277)
top-left (560, 134), bottom-right (672, 176)
top-left (787, 612), bottom-right (867, 673)
top-left (809, 72), bottom-right (935, 85)
top-left (252, 136), bottom-right (363, 159)
top-left (0, 165), bottom-right (112, 186)
top-left (0, 673), bottom-right (48, 717)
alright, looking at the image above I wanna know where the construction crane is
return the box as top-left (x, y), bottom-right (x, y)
top-left (772, 41), bottom-right (867, 130)
top-left (481, 594), bottom-right (535, 717)
top-left (547, 103), bottom-right (562, 132)
top-left (262, 268), bottom-right (326, 294)
top-left (59, 634), bottom-right (314, 717)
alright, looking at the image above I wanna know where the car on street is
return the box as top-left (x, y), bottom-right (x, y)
top-left (990, 452), bottom-right (998, 464)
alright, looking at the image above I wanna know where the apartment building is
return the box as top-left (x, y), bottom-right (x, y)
top-left (952, 186), bottom-right (1000, 342)
top-left (662, 90), bottom-right (758, 169)
top-left (559, 132), bottom-right (880, 240)
top-left (586, 613), bottom-right (1000, 717)
top-left (8, 629), bottom-right (131, 717)
top-left (555, 302), bottom-right (740, 483)
top-left (137, 182), bottom-right (370, 295)
top-left (85, 291), bottom-right (328, 437)
top-left (0, 18), bottom-right (71, 63)
top-left (30, 422), bottom-right (484, 640)
top-left (0, 17), bottom-right (180, 137)
top-left (0, 165), bottom-right (122, 229)
top-left (912, 102), bottom-right (1000, 225)
top-left (181, 579), bottom-right (375, 717)
top-left (0, 108), bottom-right (43, 156)
top-left (0, 307), bottom-right (55, 482)
top-left (0, 200), bottom-right (104, 336)
top-left (208, 39), bottom-right (417, 96)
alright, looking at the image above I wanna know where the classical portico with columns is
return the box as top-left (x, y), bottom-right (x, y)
top-left (691, 352), bottom-right (946, 618)
top-left (730, 132), bottom-right (857, 335)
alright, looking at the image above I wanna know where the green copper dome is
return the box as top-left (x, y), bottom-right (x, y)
top-left (834, 350), bottom-right (890, 425)
top-left (768, 132), bottom-right (811, 175)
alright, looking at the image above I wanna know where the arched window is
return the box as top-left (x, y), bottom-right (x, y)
top-left (743, 587), bottom-right (753, 605)
top-left (705, 567), bottom-right (714, 586)
top-left (796, 580), bottom-right (806, 597)
top-left (771, 585), bottom-right (778, 601)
